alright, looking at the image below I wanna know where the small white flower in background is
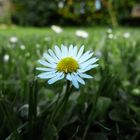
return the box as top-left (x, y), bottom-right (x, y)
top-left (18, 104), bottom-right (40, 119)
top-left (123, 32), bottom-right (130, 38)
top-left (44, 36), bottom-right (51, 42)
top-left (58, 1), bottom-right (64, 8)
top-left (75, 30), bottom-right (89, 39)
top-left (20, 45), bottom-right (26, 50)
top-left (108, 34), bottom-right (114, 39)
top-left (107, 28), bottom-right (112, 34)
top-left (36, 45), bottom-right (98, 88)
top-left (36, 44), bottom-right (41, 49)
top-left (18, 104), bottom-right (29, 119)
top-left (25, 52), bottom-right (30, 57)
top-left (51, 25), bottom-right (63, 34)
top-left (3, 54), bottom-right (10, 62)
top-left (95, 0), bottom-right (101, 11)
top-left (9, 36), bottom-right (18, 43)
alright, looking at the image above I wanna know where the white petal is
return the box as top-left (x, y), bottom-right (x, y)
top-left (36, 67), bottom-right (54, 71)
top-left (72, 46), bottom-right (78, 58)
top-left (37, 71), bottom-right (57, 79)
top-left (54, 45), bottom-right (62, 59)
top-left (38, 60), bottom-right (56, 68)
top-left (66, 73), bottom-right (72, 81)
top-left (48, 49), bottom-right (59, 62)
top-left (79, 52), bottom-right (94, 64)
top-left (74, 73), bottom-right (85, 85)
top-left (68, 44), bottom-right (73, 56)
top-left (78, 73), bottom-right (93, 79)
top-left (43, 53), bottom-right (56, 64)
top-left (79, 51), bottom-right (94, 63)
top-left (76, 45), bottom-right (84, 59)
top-left (61, 44), bottom-right (68, 58)
top-left (79, 51), bottom-right (90, 63)
top-left (61, 44), bottom-right (65, 57)
top-left (64, 46), bottom-right (68, 57)
top-left (71, 74), bottom-right (79, 88)
top-left (48, 72), bottom-right (64, 84)
top-left (80, 58), bottom-right (98, 68)
top-left (78, 64), bottom-right (98, 73)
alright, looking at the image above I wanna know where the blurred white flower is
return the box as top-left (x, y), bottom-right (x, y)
top-left (36, 44), bottom-right (40, 48)
top-left (51, 25), bottom-right (63, 34)
top-left (107, 28), bottom-right (112, 34)
top-left (132, 89), bottom-right (140, 96)
top-left (3, 54), bottom-right (10, 62)
top-left (44, 36), bottom-right (51, 42)
top-left (25, 52), bottom-right (30, 57)
top-left (19, 104), bottom-right (29, 119)
top-left (58, 1), bottom-right (64, 8)
top-left (108, 34), bottom-right (114, 39)
top-left (18, 104), bottom-right (40, 119)
top-left (95, 0), bottom-right (101, 10)
top-left (75, 30), bottom-right (89, 38)
top-left (36, 44), bottom-right (98, 88)
top-left (9, 36), bottom-right (18, 43)
top-left (20, 45), bottom-right (26, 50)
top-left (123, 32), bottom-right (130, 38)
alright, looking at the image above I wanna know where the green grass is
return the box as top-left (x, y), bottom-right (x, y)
top-left (0, 26), bottom-right (140, 140)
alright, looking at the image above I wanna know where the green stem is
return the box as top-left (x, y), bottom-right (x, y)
top-left (42, 80), bottom-right (72, 138)
top-left (28, 79), bottom-right (38, 140)
top-left (50, 80), bottom-right (71, 124)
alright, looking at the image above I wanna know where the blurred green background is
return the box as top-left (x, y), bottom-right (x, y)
top-left (0, 0), bottom-right (139, 26)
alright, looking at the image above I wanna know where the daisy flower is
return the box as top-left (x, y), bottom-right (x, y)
top-left (123, 32), bottom-right (130, 39)
top-left (51, 25), bottom-right (63, 34)
top-left (107, 28), bottom-right (112, 34)
top-left (9, 36), bottom-right (18, 43)
top-left (20, 45), bottom-right (26, 50)
top-left (75, 30), bottom-right (89, 39)
top-left (36, 45), bottom-right (98, 88)
top-left (3, 54), bottom-right (10, 63)
top-left (108, 33), bottom-right (114, 39)
top-left (95, 0), bottom-right (101, 11)
top-left (58, 1), bottom-right (64, 8)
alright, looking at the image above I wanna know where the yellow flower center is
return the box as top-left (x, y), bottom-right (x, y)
top-left (57, 57), bottom-right (79, 73)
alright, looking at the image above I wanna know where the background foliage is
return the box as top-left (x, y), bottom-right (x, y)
top-left (11, 0), bottom-right (138, 26)
top-left (0, 26), bottom-right (140, 139)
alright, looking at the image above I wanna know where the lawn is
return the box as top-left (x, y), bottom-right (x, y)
top-left (0, 26), bottom-right (140, 140)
